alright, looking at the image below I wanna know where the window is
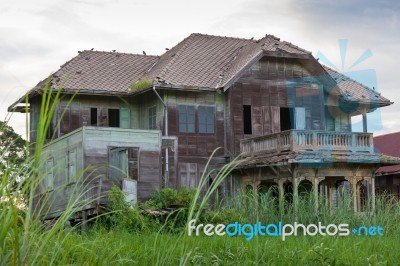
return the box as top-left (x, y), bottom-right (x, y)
top-left (198, 106), bottom-right (215, 133)
top-left (179, 163), bottom-right (197, 189)
top-left (148, 106), bottom-right (157, 130)
top-left (108, 109), bottom-right (120, 127)
top-left (90, 108), bottom-right (98, 126)
top-left (109, 147), bottom-right (140, 181)
top-left (45, 158), bottom-right (54, 190)
top-left (67, 149), bottom-right (77, 183)
top-left (179, 105), bottom-right (195, 133)
top-left (243, 105), bottom-right (252, 134)
top-left (280, 107), bottom-right (305, 131)
top-left (280, 107), bottom-right (292, 131)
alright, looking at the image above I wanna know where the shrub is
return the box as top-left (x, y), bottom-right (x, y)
top-left (97, 187), bottom-right (149, 232)
top-left (150, 186), bottom-right (197, 208)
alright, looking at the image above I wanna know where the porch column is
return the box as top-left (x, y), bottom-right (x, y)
top-left (293, 177), bottom-right (299, 217)
top-left (351, 177), bottom-right (358, 213)
top-left (362, 112), bottom-right (368, 133)
top-left (327, 181), bottom-right (333, 210)
top-left (371, 176), bottom-right (376, 212)
top-left (277, 179), bottom-right (285, 217)
top-left (314, 177), bottom-right (325, 214)
top-left (313, 177), bottom-right (319, 214)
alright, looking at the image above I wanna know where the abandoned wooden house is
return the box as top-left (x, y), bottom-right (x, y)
top-left (8, 33), bottom-right (400, 221)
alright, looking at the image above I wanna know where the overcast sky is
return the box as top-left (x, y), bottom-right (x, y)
top-left (1, 0), bottom-right (399, 138)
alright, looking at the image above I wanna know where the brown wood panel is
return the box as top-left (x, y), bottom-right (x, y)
top-left (262, 106), bottom-right (271, 135)
top-left (271, 106), bottom-right (280, 133)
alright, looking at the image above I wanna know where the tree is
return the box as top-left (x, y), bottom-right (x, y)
top-left (0, 121), bottom-right (28, 192)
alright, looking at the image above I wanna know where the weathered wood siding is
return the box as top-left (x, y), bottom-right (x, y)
top-left (228, 56), bottom-right (350, 155)
top-left (36, 127), bottom-right (161, 219)
top-left (164, 90), bottom-right (226, 188)
top-left (82, 127), bottom-right (162, 200)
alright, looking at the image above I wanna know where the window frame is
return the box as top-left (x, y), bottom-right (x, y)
top-left (178, 105), bottom-right (196, 133)
top-left (148, 105), bottom-right (157, 130)
top-left (198, 105), bottom-right (215, 134)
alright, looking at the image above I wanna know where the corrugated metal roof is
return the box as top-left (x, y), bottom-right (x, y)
top-left (374, 132), bottom-right (400, 175)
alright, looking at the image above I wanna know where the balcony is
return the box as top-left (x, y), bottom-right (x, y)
top-left (240, 130), bottom-right (374, 158)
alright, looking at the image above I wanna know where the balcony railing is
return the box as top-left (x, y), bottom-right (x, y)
top-left (240, 130), bottom-right (374, 157)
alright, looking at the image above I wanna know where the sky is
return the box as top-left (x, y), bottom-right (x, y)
top-left (1, 0), bottom-right (399, 139)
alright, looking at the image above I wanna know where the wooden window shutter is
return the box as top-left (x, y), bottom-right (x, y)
top-left (70, 107), bottom-right (81, 132)
top-left (81, 107), bottom-right (90, 126)
top-left (128, 147), bottom-right (139, 180)
top-left (119, 108), bottom-right (131, 129)
top-left (99, 108), bottom-right (108, 127)
top-left (270, 106), bottom-right (280, 133)
top-left (262, 106), bottom-right (271, 135)
top-left (295, 107), bottom-right (306, 130)
top-left (179, 163), bottom-right (197, 189)
top-left (60, 106), bottom-right (71, 135)
top-left (108, 148), bottom-right (119, 181)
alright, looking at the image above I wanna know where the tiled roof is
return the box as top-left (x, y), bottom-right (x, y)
top-left (323, 66), bottom-right (391, 107)
top-left (145, 33), bottom-right (310, 89)
top-left (13, 33), bottom-right (391, 109)
top-left (374, 132), bottom-right (400, 175)
top-left (26, 33), bottom-right (311, 96)
top-left (46, 51), bottom-right (159, 94)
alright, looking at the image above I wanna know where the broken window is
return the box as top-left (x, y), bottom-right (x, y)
top-left (109, 147), bottom-right (139, 181)
top-left (243, 105), bottom-right (252, 135)
top-left (108, 109), bottom-right (120, 127)
top-left (280, 107), bottom-right (293, 131)
top-left (148, 106), bottom-right (157, 130)
top-left (179, 105), bottom-right (195, 133)
top-left (198, 106), bottom-right (215, 134)
top-left (90, 108), bottom-right (98, 126)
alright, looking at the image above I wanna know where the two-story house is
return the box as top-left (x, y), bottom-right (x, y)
top-left (9, 33), bottom-right (399, 222)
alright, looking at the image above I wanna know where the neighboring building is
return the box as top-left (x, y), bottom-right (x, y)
top-left (8, 33), bottom-right (399, 222)
top-left (374, 132), bottom-right (400, 200)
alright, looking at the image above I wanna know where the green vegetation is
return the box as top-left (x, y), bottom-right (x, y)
top-left (1, 82), bottom-right (400, 265)
top-left (130, 78), bottom-right (152, 92)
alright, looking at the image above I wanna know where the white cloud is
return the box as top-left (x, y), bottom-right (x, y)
top-left (1, 0), bottom-right (399, 138)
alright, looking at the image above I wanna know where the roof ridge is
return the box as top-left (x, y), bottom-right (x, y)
top-left (80, 50), bottom-right (159, 57)
top-left (156, 34), bottom-right (198, 83)
top-left (280, 40), bottom-right (311, 54)
top-left (190, 32), bottom-right (258, 43)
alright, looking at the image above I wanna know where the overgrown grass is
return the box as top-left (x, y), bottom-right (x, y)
top-left (1, 81), bottom-right (400, 265)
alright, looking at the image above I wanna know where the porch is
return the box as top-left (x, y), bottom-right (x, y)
top-left (240, 130), bottom-right (374, 158)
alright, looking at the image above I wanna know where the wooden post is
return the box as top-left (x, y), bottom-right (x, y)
top-left (82, 210), bottom-right (88, 231)
top-left (314, 177), bottom-right (324, 215)
top-left (371, 176), bottom-right (376, 212)
top-left (351, 178), bottom-right (358, 213)
top-left (313, 177), bottom-right (319, 214)
top-left (277, 179), bottom-right (284, 217)
top-left (293, 177), bottom-right (299, 218)
top-left (327, 182), bottom-right (332, 209)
